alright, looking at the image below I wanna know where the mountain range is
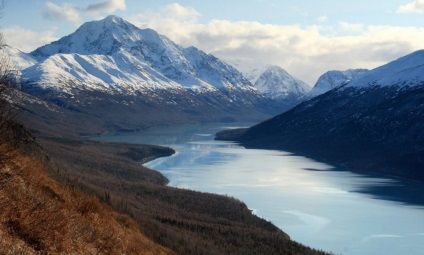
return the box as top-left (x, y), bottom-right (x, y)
top-left (12, 15), bottom-right (286, 135)
top-left (12, 15), bottom-right (422, 180)
top-left (217, 50), bottom-right (424, 180)
top-left (11, 15), bottom-right (361, 135)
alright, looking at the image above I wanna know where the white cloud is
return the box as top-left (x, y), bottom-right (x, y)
top-left (129, 4), bottom-right (423, 85)
top-left (162, 3), bottom-right (200, 22)
top-left (41, 0), bottom-right (127, 24)
top-left (339, 22), bottom-right (364, 33)
top-left (129, 3), bottom-right (199, 27)
top-left (318, 15), bottom-right (328, 23)
top-left (397, 0), bottom-right (424, 13)
top-left (86, 0), bottom-right (126, 15)
top-left (41, 2), bottom-right (81, 23)
top-left (2, 26), bottom-right (58, 52)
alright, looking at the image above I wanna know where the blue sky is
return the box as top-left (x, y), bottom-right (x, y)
top-left (3, 0), bottom-right (424, 84)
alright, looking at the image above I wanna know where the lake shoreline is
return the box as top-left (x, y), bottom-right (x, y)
top-left (215, 127), bottom-right (424, 184)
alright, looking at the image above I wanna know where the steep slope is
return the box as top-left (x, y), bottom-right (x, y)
top-left (17, 16), bottom-right (276, 135)
top-left (0, 122), bottom-right (172, 255)
top-left (306, 69), bottom-right (368, 98)
top-left (217, 50), bottom-right (424, 180)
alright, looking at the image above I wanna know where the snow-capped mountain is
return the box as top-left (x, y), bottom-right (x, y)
top-left (218, 50), bottom-right (424, 180)
top-left (306, 69), bottom-right (368, 98)
top-left (254, 65), bottom-right (310, 100)
top-left (29, 15), bottom-right (254, 94)
top-left (233, 65), bottom-right (311, 112)
top-left (15, 16), bottom-right (279, 134)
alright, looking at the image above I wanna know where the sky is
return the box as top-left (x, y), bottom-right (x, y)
top-left (2, 0), bottom-right (424, 85)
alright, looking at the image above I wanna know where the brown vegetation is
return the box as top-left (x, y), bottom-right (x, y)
top-left (0, 126), bottom-right (173, 254)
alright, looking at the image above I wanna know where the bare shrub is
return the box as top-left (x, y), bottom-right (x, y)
top-left (0, 0), bottom-right (18, 166)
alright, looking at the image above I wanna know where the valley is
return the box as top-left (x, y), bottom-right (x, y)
top-left (2, 7), bottom-right (424, 255)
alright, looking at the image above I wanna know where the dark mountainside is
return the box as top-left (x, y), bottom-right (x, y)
top-left (217, 50), bottom-right (424, 181)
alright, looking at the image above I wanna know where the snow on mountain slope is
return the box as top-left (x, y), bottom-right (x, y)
top-left (345, 50), bottom-right (424, 89)
top-left (183, 47), bottom-right (256, 93)
top-left (306, 69), bottom-right (368, 98)
top-left (31, 15), bottom-right (150, 58)
top-left (254, 65), bottom-right (311, 100)
top-left (21, 52), bottom-right (187, 95)
top-left (29, 15), bottom-right (253, 95)
top-left (1, 45), bottom-right (38, 69)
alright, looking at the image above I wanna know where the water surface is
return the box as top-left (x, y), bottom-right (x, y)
top-left (95, 123), bottom-right (424, 255)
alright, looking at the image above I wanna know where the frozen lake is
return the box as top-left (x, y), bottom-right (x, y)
top-left (95, 123), bottom-right (424, 255)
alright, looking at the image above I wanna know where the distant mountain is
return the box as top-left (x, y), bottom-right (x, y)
top-left (254, 65), bottom-right (310, 100)
top-left (14, 16), bottom-right (279, 135)
top-left (217, 50), bottom-right (424, 180)
top-left (306, 69), bottom-right (368, 98)
top-left (240, 65), bottom-right (310, 111)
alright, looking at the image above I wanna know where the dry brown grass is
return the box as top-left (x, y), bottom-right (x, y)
top-left (0, 139), bottom-right (174, 255)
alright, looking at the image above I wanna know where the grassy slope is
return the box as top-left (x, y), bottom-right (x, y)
top-left (0, 125), bottom-right (173, 255)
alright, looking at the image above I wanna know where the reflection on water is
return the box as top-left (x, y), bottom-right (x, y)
top-left (95, 123), bottom-right (424, 255)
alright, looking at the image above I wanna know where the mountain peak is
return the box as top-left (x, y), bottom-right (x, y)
top-left (102, 14), bottom-right (124, 23)
top-left (265, 65), bottom-right (289, 75)
top-left (96, 15), bottom-right (137, 32)
top-left (31, 15), bottom-right (147, 59)
top-left (254, 65), bottom-right (310, 101)
top-left (306, 68), bottom-right (368, 98)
